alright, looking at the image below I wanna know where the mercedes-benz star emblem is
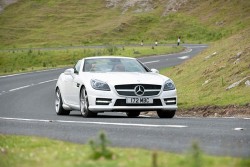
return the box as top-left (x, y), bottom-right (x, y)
top-left (134, 85), bottom-right (145, 96)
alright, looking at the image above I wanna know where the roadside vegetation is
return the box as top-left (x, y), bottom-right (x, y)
top-left (0, 45), bottom-right (183, 75)
top-left (1, 134), bottom-right (249, 167)
top-left (0, 0), bottom-right (249, 49)
top-left (161, 26), bottom-right (250, 109)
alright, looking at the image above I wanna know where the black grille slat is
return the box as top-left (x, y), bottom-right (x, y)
top-left (117, 91), bottom-right (135, 96)
top-left (115, 84), bottom-right (161, 89)
top-left (115, 84), bottom-right (161, 96)
top-left (144, 91), bottom-right (160, 96)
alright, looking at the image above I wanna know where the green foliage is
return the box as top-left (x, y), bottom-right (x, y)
top-left (152, 152), bottom-right (158, 167)
top-left (188, 142), bottom-right (203, 167)
top-left (1, 134), bottom-right (249, 167)
top-left (162, 27), bottom-right (250, 108)
top-left (88, 131), bottom-right (113, 160)
top-left (105, 44), bottom-right (118, 55)
top-left (0, 0), bottom-right (249, 48)
top-left (151, 142), bottom-right (204, 167)
top-left (0, 46), bottom-right (183, 75)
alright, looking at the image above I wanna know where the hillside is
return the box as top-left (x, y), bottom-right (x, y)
top-left (0, 0), bottom-right (249, 48)
top-left (0, 0), bottom-right (249, 110)
top-left (164, 27), bottom-right (250, 109)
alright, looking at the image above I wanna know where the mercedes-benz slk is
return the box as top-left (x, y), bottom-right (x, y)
top-left (55, 56), bottom-right (177, 118)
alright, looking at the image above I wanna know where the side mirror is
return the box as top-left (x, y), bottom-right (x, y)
top-left (64, 68), bottom-right (74, 75)
top-left (151, 68), bottom-right (159, 74)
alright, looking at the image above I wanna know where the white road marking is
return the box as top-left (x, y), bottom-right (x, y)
top-left (0, 117), bottom-right (188, 128)
top-left (188, 46), bottom-right (207, 48)
top-left (144, 48), bottom-right (193, 58)
top-left (234, 128), bottom-right (244, 131)
top-left (9, 85), bottom-right (33, 92)
top-left (180, 48), bottom-right (192, 54)
top-left (143, 60), bottom-right (160, 64)
top-left (0, 79), bottom-right (57, 95)
top-left (178, 55), bottom-right (189, 60)
top-left (177, 116), bottom-right (250, 120)
top-left (0, 68), bottom-right (62, 78)
top-left (37, 79), bottom-right (58, 85)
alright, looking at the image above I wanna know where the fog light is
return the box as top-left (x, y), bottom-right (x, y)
top-left (164, 98), bottom-right (176, 105)
top-left (96, 98), bottom-right (112, 105)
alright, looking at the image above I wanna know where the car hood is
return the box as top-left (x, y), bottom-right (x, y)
top-left (81, 72), bottom-right (169, 85)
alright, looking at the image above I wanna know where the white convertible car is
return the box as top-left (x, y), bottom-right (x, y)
top-left (55, 56), bottom-right (177, 118)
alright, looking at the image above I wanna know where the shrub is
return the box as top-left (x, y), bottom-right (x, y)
top-left (106, 44), bottom-right (118, 55)
top-left (88, 131), bottom-right (113, 160)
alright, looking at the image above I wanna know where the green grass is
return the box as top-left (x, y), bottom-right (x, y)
top-left (0, 134), bottom-right (249, 167)
top-left (161, 27), bottom-right (250, 108)
top-left (0, 0), bottom-right (249, 48)
top-left (0, 45), bottom-right (184, 75)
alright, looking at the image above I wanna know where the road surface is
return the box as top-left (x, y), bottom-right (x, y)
top-left (0, 44), bottom-right (249, 157)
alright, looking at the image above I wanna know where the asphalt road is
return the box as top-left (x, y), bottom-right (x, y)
top-left (0, 44), bottom-right (249, 157)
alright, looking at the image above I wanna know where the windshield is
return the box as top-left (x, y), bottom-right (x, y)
top-left (83, 58), bottom-right (149, 72)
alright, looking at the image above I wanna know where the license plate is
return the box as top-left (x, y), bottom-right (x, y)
top-left (126, 97), bottom-right (153, 104)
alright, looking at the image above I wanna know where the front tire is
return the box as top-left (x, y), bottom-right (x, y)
top-left (157, 110), bottom-right (176, 118)
top-left (80, 87), bottom-right (97, 118)
top-left (55, 88), bottom-right (70, 115)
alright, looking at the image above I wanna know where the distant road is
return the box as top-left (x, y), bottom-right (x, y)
top-left (1, 44), bottom-right (250, 157)
top-left (0, 43), bottom-right (205, 52)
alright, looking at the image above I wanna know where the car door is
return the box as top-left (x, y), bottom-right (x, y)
top-left (64, 60), bottom-right (82, 106)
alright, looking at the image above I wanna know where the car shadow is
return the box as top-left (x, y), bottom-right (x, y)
top-left (68, 111), bottom-right (158, 119)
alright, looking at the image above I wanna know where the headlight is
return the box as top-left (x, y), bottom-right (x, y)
top-left (163, 79), bottom-right (176, 91)
top-left (91, 79), bottom-right (110, 91)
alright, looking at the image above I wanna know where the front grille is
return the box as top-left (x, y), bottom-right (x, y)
top-left (115, 84), bottom-right (161, 97)
top-left (114, 99), bottom-right (162, 106)
top-left (115, 84), bottom-right (161, 89)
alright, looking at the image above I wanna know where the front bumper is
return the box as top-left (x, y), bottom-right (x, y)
top-left (87, 88), bottom-right (177, 112)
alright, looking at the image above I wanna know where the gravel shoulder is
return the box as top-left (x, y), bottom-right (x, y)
top-left (144, 104), bottom-right (250, 118)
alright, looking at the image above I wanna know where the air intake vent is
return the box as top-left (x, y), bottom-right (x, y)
top-left (114, 99), bottom-right (162, 106)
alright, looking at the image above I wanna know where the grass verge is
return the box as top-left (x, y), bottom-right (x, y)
top-left (1, 0), bottom-right (249, 48)
top-left (0, 134), bottom-right (249, 167)
top-left (161, 27), bottom-right (250, 109)
top-left (0, 45), bottom-right (184, 75)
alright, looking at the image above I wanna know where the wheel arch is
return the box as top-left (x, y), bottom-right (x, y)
top-left (55, 86), bottom-right (72, 111)
top-left (55, 86), bottom-right (71, 115)
top-left (79, 84), bottom-right (87, 97)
